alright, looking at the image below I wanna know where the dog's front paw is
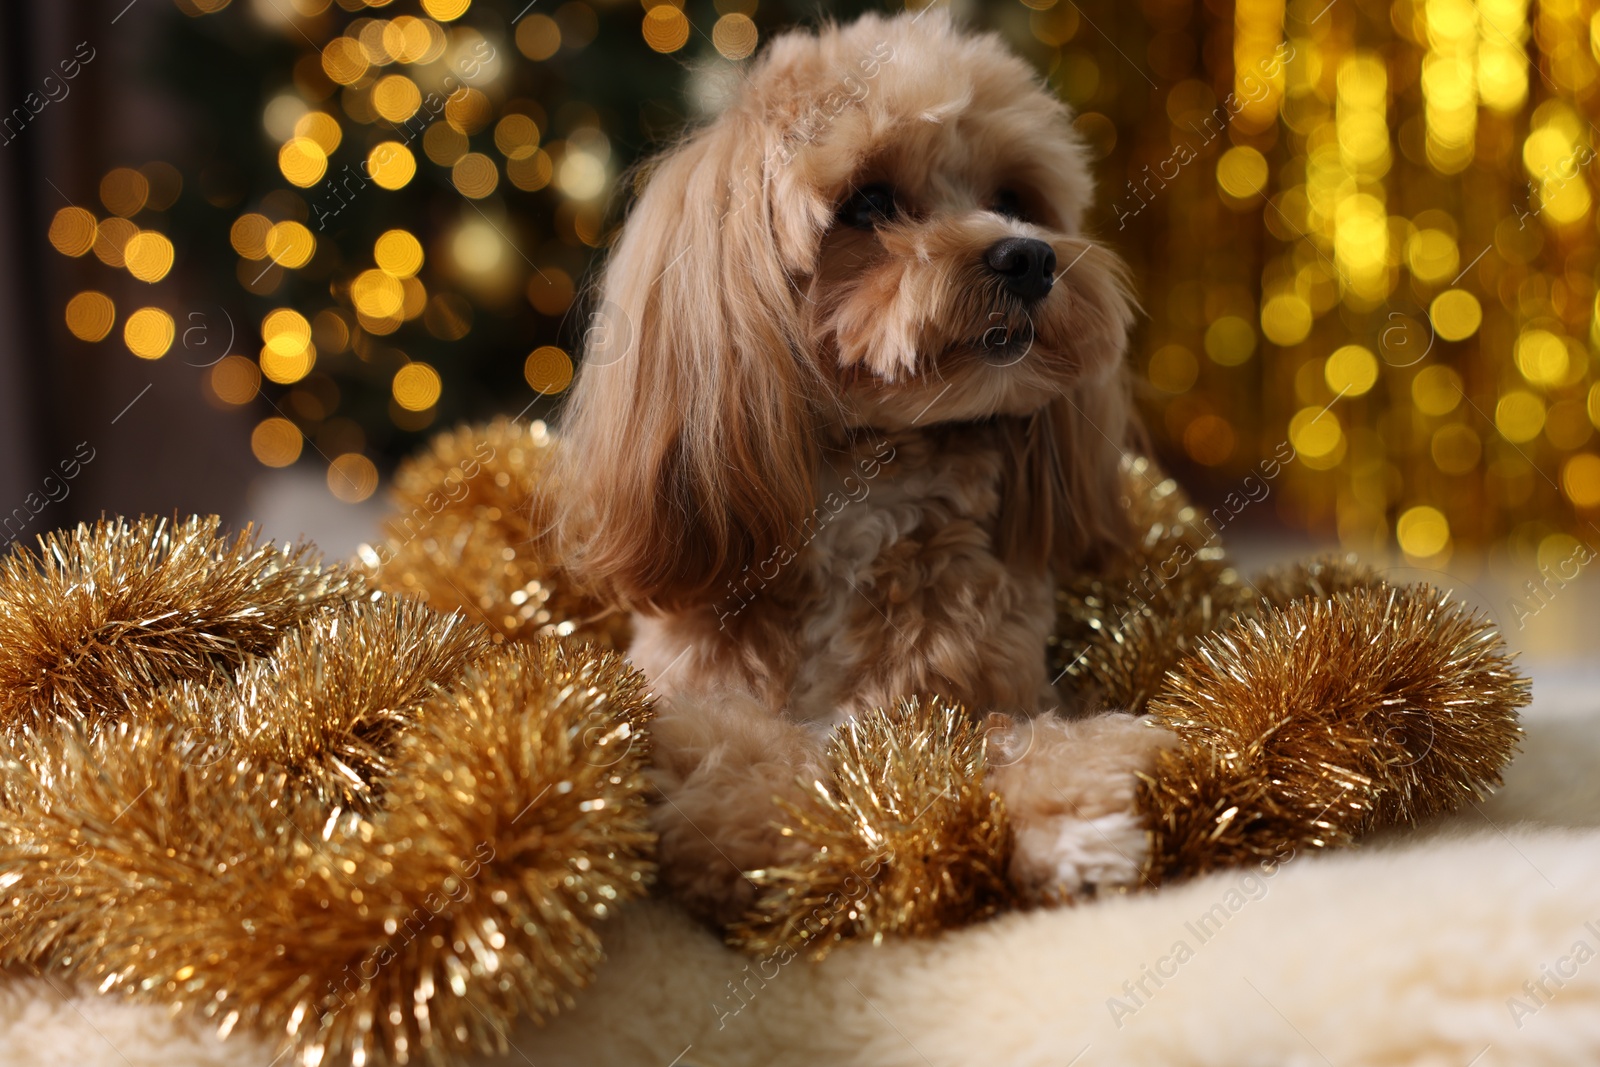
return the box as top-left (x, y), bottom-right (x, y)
top-left (987, 710), bottom-right (1174, 903)
top-left (1009, 807), bottom-right (1150, 901)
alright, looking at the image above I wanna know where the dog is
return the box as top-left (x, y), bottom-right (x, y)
top-left (554, 10), bottom-right (1175, 925)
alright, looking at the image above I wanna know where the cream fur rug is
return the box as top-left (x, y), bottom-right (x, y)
top-left (6, 666), bottom-right (1599, 1067)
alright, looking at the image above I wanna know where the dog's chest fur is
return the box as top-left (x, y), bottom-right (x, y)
top-left (630, 425), bottom-right (1057, 727)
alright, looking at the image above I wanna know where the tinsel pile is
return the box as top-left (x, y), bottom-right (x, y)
top-left (0, 421), bottom-right (1531, 1059)
top-left (729, 456), bottom-right (1528, 957)
top-left (729, 698), bottom-right (1012, 960)
top-left (0, 457), bottom-right (655, 1066)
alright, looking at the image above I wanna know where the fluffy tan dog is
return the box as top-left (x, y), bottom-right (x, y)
top-left (555, 10), bottom-right (1174, 925)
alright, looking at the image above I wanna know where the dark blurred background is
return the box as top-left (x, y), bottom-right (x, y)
top-left (2, 0), bottom-right (1599, 657)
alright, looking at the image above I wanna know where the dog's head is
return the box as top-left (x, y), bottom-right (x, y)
top-left (558, 12), bottom-right (1136, 611)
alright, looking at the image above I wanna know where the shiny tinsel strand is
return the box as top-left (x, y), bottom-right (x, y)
top-left (361, 418), bottom-right (631, 650)
top-left (1138, 584), bottom-right (1528, 884)
top-left (728, 697), bottom-right (1012, 961)
top-left (214, 596), bottom-right (495, 812)
top-left (0, 515), bottom-right (359, 733)
top-left (0, 636), bottom-right (655, 1067)
top-left (1051, 457), bottom-right (1246, 713)
top-left (1240, 553), bottom-right (1382, 615)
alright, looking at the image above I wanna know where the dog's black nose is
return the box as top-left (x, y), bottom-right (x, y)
top-left (984, 237), bottom-right (1057, 303)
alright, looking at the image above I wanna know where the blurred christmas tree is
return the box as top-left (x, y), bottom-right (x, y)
top-left (50, 0), bottom-right (887, 504)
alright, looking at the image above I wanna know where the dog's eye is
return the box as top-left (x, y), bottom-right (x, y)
top-left (992, 188), bottom-right (1031, 223)
top-left (838, 183), bottom-right (898, 229)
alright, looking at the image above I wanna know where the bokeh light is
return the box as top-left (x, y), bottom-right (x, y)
top-left (230, 213), bottom-right (272, 260)
top-left (64, 291), bottom-right (116, 342)
top-left (265, 221), bottom-right (315, 269)
top-left (99, 168), bottom-right (149, 217)
top-left (713, 13), bottom-right (759, 60)
top-left (375, 230), bottom-right (424, 277)
top-left (210, 354), bottom-right (261, 405)
top-left (49, 208), bottom-right (98, 257)
top-left (93, 217), bottom-right (139, 268)
top-left (524, 345), bottom-right (573, 394)
top-left (1397, 505), bottom-right (1451, 559)
top-left (123, 232), bottom-right (175, 283)
top-left (251, 417), bottom-right (303, 467)
top-left (392, 362), bottom-right (443, 410)
top-left (278, 137), bottom-right (327, 187)
top-left (642, 5), bottom-right (689, 52)
top-left (368, 142), bottom-right (417, 190)
top-left (451, 153), bottom-right (499, 199)
top-left (327, 453), bottom-right (379, 502)
top-left (1324, 345), bottom-right (1378, 397)
top-left (124, 307), bottom-right (175, 360)
top-left (517, 15), bottom-right (561, 60)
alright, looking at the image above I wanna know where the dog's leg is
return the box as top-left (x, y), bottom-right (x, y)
top-left (987, 711), bottom-right (1177, 901)
top-left (648, 689), bottom-right (828, 927)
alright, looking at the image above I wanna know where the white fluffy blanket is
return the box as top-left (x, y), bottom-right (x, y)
top-left (6, 667), bottom-right (1599, 1067)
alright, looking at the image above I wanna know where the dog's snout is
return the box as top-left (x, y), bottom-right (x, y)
top-left (983, 237), bottom-right (1057, 303)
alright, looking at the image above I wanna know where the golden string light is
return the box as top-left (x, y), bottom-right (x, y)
top-left (1072, 0), bottom-right (1600, 566)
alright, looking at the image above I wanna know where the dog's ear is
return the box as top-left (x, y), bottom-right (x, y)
top-left (997, 242), bottom-right (1140, 576)
top-left (554, 115), bottom-right (825, 612)
top-left (996, 380), bottom-right (1139, 577)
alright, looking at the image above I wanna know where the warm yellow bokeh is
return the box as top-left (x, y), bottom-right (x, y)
top-left (1563, 453), bottom-right (1600, 508)
top-left (293, 112), bottom-right (342, 155)
top-left (124, 307), bottom-right (175, 360)
top-left (230, 213), bottom-right (272, 260)
top-left (1429, 289), bottom-right (1482, 341)
top-left (1397, 505), bottom-right (1450, 558)
top-left (421, 0), bottom-right (470, 19)
top-left (1412, 365), bottom-right (1464, 415)
top-left (352, 269), bottom-right (405, 318)
top-left (252, 417), bottom-right (303, 467)
top-left (1148, 344), bottom-right (1199, 394)
top-left (1514, 330), bottom-right (1571, 388)
top-left (327, 453), bottom-right (379, 502)
top-left (643, 5), bottom-right (689, 52)
top-left (1496, 390), bottom-right (1547, 443)
top-left (372, 75), bottom-right (422, 123)
top-left (375, 230), bottom-right (424, 278)
top-left (100, 167), bottom-right (149, 217)
top-left (49, 208), bottom-right (98, 257)
top-left (1260, 294), bottom-right (1312, 346)
top-left (1204, 316), bottom-right (1256, 365)
top-left (713, 13), bottom-right (759, 60)
top-left (451, 153), bottom-right (499, 199)
top-left (210, 355), bottom-right (260, 405)
top-left (392, 362), bottom-right (443, 410)
top-left (494, 114), bottom-right (540, 160)
top-left (65, 291), bottom-right (116, 342)
top-left (517, 15), bottom-right (561, 60)
top-left (278, 137), bottom-right (327, 187)
top-left (265, 221), bottom-right (316, 269)
top-left (368, 142), bottom-right (417, 190)
top-left (524, 345), bottom-right (573, 395)
top-left (124, 232), bottom-right (175, 283)
top-left (1324, 345), bottom-right (1379, 397)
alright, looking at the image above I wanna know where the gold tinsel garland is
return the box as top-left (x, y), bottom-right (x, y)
top-left (1138, 584), bottom-right (1529, 883)
top-left (0, 515), bottom-right (656, 1065)
top-left (1050, 457), bottom-right (1247, 714)
top-left (360, 417), bottom-right (631, 651)
top-left (729, 698), bottom-right (1011, 961)
top-left (217, 598), bottom-right (492, 812)
top-left (0, 422), bottom-right (1533, 1046)
top-left (0, 515), bottom-right (360, 733)
top-left (1052, 458), bottom-right (1394, 716)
